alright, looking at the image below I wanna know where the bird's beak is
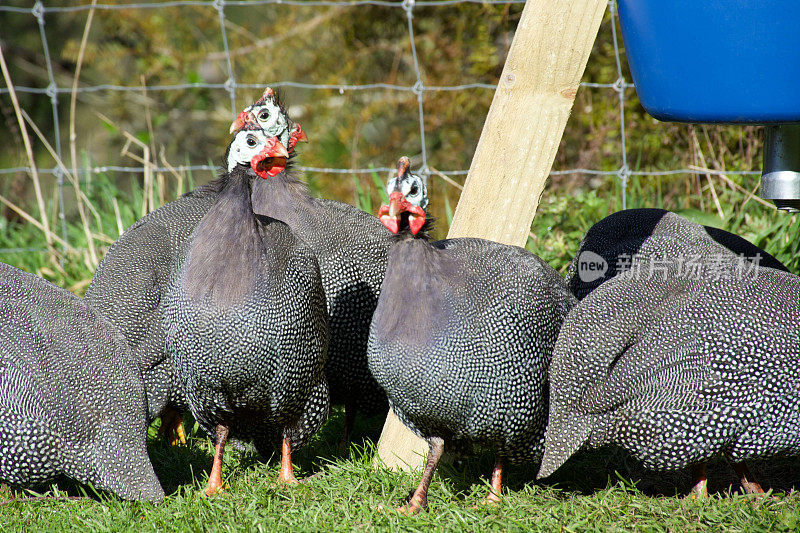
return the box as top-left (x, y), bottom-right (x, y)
top-left (229, 111), bottom-right (250, 134)
top-left (378, 192), bottom-right (403, 234)
top-left (378, 191), bottom-right (426, 234)
top-left (251, 137), bottom-right (290, 179)
top-left (388, 192), bottom-right (403, 217)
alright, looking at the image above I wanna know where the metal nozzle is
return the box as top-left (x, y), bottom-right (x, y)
top-left (760, 124), bottom-right (800, 212)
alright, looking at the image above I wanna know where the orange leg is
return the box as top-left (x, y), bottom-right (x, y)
top-left (277, 435), bottom-right (300, 485)
top-left (484, 456), bottom-right (504, 504)
top-left (733, 462), bottom-right (765, 496)
top-left (204, 424), bottom-right (229, 496)
top-left (687, 462), bottom-right (708, 499)
top-left (157, 407), bottom-right (187, 446)
top-left (397, 437), bottom-right (445, 514)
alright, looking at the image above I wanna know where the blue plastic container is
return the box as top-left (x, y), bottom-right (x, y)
top-left (617, 0), bottom-right (800, 123)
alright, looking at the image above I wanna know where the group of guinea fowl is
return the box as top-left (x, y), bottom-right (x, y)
top-left (1, 88), bottom-right (799, 510)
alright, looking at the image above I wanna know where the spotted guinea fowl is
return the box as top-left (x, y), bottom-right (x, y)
top-left (83, 90), bottom-right (309, 444)
top-left (162, 123), bottom-right (329, 495)
top-left (231, 88), bottom-right (391, 442)
top-left (0, 262), bottom-right (164, 502)
top-left (538, 223), bottom-right (800, 497)
top-left (367, 157), bottom-right (575, 512)
top-left (567, 208), bottom-right (787, 300)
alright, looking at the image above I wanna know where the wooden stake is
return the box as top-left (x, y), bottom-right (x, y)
top-left (374, 0), bottom-right (607, 471)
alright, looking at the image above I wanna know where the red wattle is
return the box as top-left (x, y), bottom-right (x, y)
top-left (380, 215), bottom-right (399, 234)
top-left (408, 213), bottom-right (425, 235)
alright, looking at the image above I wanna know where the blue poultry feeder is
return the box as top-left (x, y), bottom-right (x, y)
top-left (617, 0), bottom-right (800, 210)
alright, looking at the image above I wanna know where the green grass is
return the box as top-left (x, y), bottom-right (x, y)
top-left (2, 411), bottom-right (799, 531)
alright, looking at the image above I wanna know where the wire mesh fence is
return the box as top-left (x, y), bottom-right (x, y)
top-left (0, 0), bottom-right (763, 261)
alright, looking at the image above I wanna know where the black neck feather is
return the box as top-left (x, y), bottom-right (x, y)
top-left (183, 166), bottom-right (262, 307)
top-left (392, 211), bottom-right (436, 242)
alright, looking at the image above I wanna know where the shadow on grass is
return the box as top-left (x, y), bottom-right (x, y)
top-left (402, 445), bottom-right (800, 502)
top-left (147, 409), bottom-right (800, 502)
top-left (540, 446), bottom-right (800, 498)
top-left (296, 406), bottom-right (386, 465)
top-left (0, 477), bottom-right (108, 505)
top-left (146, 407), bottom-right (387, 495)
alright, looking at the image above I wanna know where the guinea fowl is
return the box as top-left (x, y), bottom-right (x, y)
top-left (83, 89), bottom-right (309, 444)
top-left (538, 223), bottom-right (800, 497)
top-left (368, 157), bottom-right (575, 512)
top-left (0, 262), bottom-right (164, 502)
top-left (163, 123), bottom-right (329, 495)
top-left (567, 208), bottom-right (787, 300)
top-left (230, 89), bottom-right (392, 443)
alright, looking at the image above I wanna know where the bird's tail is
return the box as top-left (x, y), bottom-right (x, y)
top-left (537, 412), bottom-right (594, 479)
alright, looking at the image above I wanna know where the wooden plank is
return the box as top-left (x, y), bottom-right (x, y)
top-left (373, 408), bottom-right (428, 471)
top-left (374, 0), bottom-right (607, 471)
top-left (448, 0), bottom-right (607, 244)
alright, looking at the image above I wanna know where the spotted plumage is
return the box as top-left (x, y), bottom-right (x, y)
top-left (163, 126), bottom-right (329, 493)
top-left (84, 185), bottom-right (215, 425)
top-left (84, 92), bottom-right (305, 434)
top-left (0, 262), bottom-right (164, 502)
top-left (566, 208), bottom-right (788, 300)
top-left (539, 220), bottom-right (800, 495)
top-left (368, 158), bottom-right (575, 511)
top-left (232, 89), bottom-right (391, 435)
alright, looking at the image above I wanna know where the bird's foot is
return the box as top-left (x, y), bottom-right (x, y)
top-left (338, 405), bottom-right (355, 456)
top-left (202, 481), bottom-right (228, 497)
top-left (203, 424), bottom-right (229, 497)
top-left (167, 423), bottom-right (187, 446)
top-left (687, 463), bottom-right (708, 500)
top-left (395, 495), bottom-right (425, 514)
top-left (733, 462), bottom-right (776, 500)
top-left (157, 409), bottom-right (187, 446)
top-left (277, 469), bottom-right (300, 485)
top-left (741, 479), bottom-right (765, 496)
top-left (686, 481), bottom-right (708, 500)
top-left (473, 490), bottom-right (501, 508)
top-left (475, 457), bottom-right (504, 508)
top-left (740, 483), bottom-right (780, 504)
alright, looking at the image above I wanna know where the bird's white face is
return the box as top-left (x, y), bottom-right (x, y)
top-left (379, 162), bottom-right (428, 235)
top-left (227, 129), bottom-right (289, 178)
top-left (245, 100), bottom-right (289, 141)
top-left (229, 87), bottom-right (308, 153)
top-left (386, 172), bottom-right (428, 210)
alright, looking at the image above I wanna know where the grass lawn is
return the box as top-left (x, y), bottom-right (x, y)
top-left (1, 410), bottom-right (798, 532)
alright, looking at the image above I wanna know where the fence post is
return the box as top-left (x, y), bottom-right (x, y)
top-left (374, 0), bottom-right (607, 471)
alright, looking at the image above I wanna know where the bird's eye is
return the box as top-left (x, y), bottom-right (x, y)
top-left (258, 110), bottom-right (269, 121)
top-left (409, 184), bottom-right (419, 196)
top-left (246, 135), bottom-right (257, 147)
